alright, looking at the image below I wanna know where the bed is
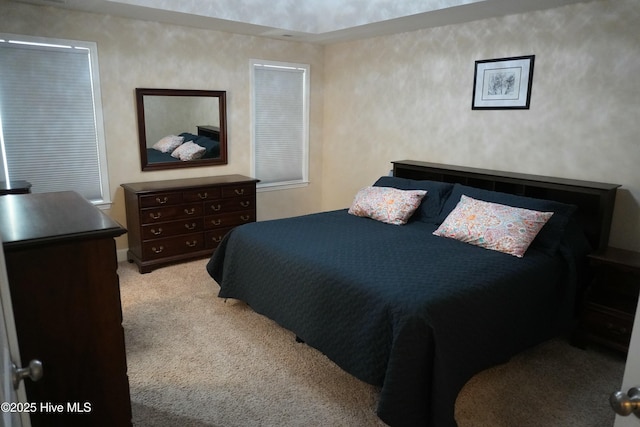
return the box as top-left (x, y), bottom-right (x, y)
top-left (146, 129), bottom-right (220, 163)
top-left (206, 160), bottom-right (620, 427)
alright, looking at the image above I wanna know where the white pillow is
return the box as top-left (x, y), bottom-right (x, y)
top-left (171, 141), bottom-right (206, 161)
top-left (152, 135), bottom-right (184, 153)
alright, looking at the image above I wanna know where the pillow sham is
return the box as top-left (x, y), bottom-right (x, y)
top-left (152, 135), bottom-right (184, 153)
top-left (373, 176), bottom-right (454, 223)
top-left (171, 141), bottom-right (206, 161)
top-left (438, 184), bottom-right (577, 255)
top-left (433, 195), bottom-right (554, 257)
top-left (348, 186), bottom-right (427, 225)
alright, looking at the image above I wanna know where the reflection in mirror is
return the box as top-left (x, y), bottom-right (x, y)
top-left (135, 88), bottom-right (227, 171)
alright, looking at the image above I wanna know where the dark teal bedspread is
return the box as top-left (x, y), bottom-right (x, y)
top-left (207, 209), bottom-right (582, 426)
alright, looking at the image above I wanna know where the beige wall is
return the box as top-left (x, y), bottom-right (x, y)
top-left (0, 0), bottom-right (325, 254)
top-left (323, 0), bottom-right (640, 251)
top-left (2, 0), bottom-right (639, 253)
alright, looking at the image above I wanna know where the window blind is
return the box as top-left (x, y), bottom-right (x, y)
top-left (0, 38), bottom-right (107, 203)
top-left (252, 62), bottom-right (308, 188)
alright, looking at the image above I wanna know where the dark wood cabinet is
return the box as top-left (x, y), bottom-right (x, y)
top-left (577, 247), bottom-right (640, 353)
top-left (122, 175), bottom-right (258, 273)
top-left (0, 191), bottom-right (131, 427)
top-left (0, 180), bottom-right (31, 195)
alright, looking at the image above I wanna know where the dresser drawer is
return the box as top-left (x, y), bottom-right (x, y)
top-left (222, 184), bottom-right (255, 198)
top-left (182, 187), bottom-right (222, 202)
top-left (205, 211), bottom-right (255, 229)
top-left (582, 303), bottom-right (633, 347)
top-left (206, 227), bottom-right (234, 249)
top-left (140, 192), bottom-right (182, 208)
top-left (141, 218), bottom-right (203, 240)
top-left (141, 203), bottom-right (203, 224)
top-left (141, 234), bottom-right (205, 259)
top-left (205, 197), bottom-right (255, 214)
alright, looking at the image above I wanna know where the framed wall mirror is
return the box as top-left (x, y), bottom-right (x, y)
top-left (135, 88), bottom-right (227, 171)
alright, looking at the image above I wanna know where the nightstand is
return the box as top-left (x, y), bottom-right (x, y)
top-left (577, 247), bottom-right (640, 353)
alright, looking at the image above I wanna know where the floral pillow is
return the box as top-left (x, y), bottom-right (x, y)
top-left (171, 141), bottom-right (206, 161)
top-left (152, 135), bottom-right (184, 153)
top-left (373, 176), bottom-right (454, 223)
top-left (348, 186), bottom-right (427, 225)
top-left (433, 195), bottom-right (554, 257)
top-left (437, 184), bottom-right (576, 255)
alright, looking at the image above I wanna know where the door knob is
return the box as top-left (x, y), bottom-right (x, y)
top-left (610, 387), bottom-right (640, 417)
top-left (12, 359), bottom-right (43, 390)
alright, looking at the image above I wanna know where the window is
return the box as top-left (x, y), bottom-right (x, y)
top-left (0, 34), bottom-right (110, 205)
top-left (251, 59), bottom-right (309, 190)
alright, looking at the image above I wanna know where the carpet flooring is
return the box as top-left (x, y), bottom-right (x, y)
top-left (119, 258), bottom-right (625, 426)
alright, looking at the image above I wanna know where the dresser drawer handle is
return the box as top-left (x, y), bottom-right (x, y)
top-left (152, 246), bottom-right (164, 254)
top-left (240, 215), bottom-right (250, 221)
top-left (156, 197), bottom-right (168, 205)
top-left (234, 189), bottom-right (245, 195)
top-left (149, 212), bottom-right (162, 220)
top-left (198, 192), bottom-right (208, 199)
top-left (212, 236), bottom-right (223, 243)
top-left (150, 227), bottom-right (163, 236)
top-left (606, 323), bottom-right (628, 336)
top-left (185, 240), bottom-right (198, 247)
top-left (240, 201), bottom-right (251, 208)
top-left (210, 204), bottom-right (222, 212)
top-left (184, 223), bottom-right (197, 230)
top-left (184, 208), bottom-right (196, 215)
top-left (211, 219), bottom-right (222, 226)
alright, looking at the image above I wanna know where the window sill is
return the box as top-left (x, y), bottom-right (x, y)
top-left (257, 181), bottom-right (309, 192)
top-left (94, 200), bottom-right (113, 210)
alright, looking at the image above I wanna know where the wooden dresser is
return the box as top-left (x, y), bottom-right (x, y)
top-left (122, 175), bottom-right (258, 273)
top-left (0, 191), bottom-right (131, 427)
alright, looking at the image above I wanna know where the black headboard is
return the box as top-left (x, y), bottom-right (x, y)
top-left (392, 160), bottom-right (620, 252)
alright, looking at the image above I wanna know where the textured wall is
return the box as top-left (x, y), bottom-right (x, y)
top-left (0, 0), bottom-right (325, 253)
top-left (1, 0), bottom-right (638, 252)
top-left (323, 0), bottom-right (640, 251)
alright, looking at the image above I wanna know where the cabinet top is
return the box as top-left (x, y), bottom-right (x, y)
top-left (589, 247), bottom-right (640, 271)
top-left (393, 160), bottom-right (621, 191)
top-left (121, 174), bottom-right (259, 194)
top-left (0, 191), bottom-right (125, 249)
top-left (0, 180), bottom-right (31, 193)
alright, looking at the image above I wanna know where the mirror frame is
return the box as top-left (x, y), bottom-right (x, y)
top-left (135, 88), bottom-right (228, 171)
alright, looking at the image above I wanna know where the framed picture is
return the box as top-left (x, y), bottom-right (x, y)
top-left (472, 55), bottom-right (535, 110)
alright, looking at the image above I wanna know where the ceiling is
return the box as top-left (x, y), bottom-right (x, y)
top-left (15, 0), bottom-right (591, 44)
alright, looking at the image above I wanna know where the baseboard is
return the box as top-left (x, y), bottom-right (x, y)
top-left (117, 248), bottom-right (129, 263)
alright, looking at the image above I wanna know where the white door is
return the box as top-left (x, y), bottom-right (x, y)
top-left (614, 297), bottom-right (640, 427)
top-left (0, 235), bottom-right (29, 427)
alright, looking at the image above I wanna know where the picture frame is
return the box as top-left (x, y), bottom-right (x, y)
top-left (472, 55), bottom-right (535, 110)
